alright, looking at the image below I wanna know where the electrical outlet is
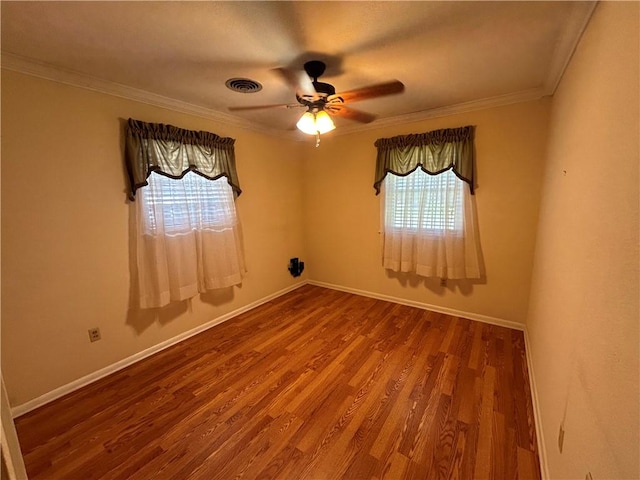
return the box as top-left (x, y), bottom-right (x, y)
top-left (88, 327), bottom-right (101, 342)
top-left (558, 424), bottom-right (565, 453)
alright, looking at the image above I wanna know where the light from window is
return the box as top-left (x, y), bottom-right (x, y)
top-left (140, 171), bottom-right (237, 235)
top-left (384, 168), bottom-right (464, 232)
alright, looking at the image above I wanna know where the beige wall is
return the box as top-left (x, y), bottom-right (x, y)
top-left (527, 2), bottom-right (639, 479)
top-left (1, 71), bottom-right (307, 406)
top-left (303, 99), bottom-right (550, 324)
top-left (2, 72), bottom-right (550, 409)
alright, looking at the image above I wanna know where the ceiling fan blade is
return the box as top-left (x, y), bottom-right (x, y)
top-left (228, 104), bottom-right (293, 111)
top-left (327, 105), bottom-right (377, 124)
top-left (272, 67), bottom-right (316, 97)
top-left (331, 80), bottom-right (405, 103)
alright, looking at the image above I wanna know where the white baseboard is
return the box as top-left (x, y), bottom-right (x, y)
top-left (309, 280), bottom-right (548, 478)
top-left (11, 281), bottom-right (306, 418)
top-left (523, 328), bottom-right (549, 480)
top-left (12, 278), bottom-right (548, 480)
top-left (307, 280), bottom-right (526, 331)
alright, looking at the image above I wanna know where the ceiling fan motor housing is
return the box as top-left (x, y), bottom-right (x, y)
top-left (303, 61), bottom-right (336, 98)
top-left (312, 81), bottom-right (335, 96)
top-left (304, 60), bottom-right (327, 80)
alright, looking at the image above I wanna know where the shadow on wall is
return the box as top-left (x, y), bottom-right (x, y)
top-left (126, 301), bottom-right (189, 334)
top-left (200, 287), bottom-right (236, 307)
top-left (124, 286), bottom-right (236, 335)
top-left (385, 270), bottom-right (486, 296)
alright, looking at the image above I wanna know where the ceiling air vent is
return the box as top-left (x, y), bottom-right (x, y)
top-left (225, 78), bottom-right (262, 93)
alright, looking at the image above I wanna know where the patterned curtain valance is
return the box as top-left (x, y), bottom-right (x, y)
top-left (373, 125), bottom-right (475, 195)
top-left (125, 118), bottom-right (241, 200)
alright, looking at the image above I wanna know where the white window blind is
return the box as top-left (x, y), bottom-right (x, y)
top-left (384, 168), bottom-right (464, 233)
top-left (140, 172), bottom-right (237, 235)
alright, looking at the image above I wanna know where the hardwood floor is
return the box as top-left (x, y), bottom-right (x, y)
top-left (15, 285), bottom-right (541, 479)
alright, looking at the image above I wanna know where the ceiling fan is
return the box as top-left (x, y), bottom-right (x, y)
top-left (228, 60), bottom-right (404, 144)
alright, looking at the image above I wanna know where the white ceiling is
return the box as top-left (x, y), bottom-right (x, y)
top-left (1, 1), bottom-right (596, 137)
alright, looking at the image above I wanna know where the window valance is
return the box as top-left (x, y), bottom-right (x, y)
top-left (373, 125), bottom-right (475, 195)
top-left (125, 118), bottom-right (241, 200)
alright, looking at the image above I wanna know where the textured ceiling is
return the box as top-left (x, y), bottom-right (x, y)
top-left (1, 1), bottom-right (595, 136)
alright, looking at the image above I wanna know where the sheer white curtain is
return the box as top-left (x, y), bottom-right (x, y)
top-left (382, 168), bottom-right (482, 279)
top-left (136, 172), bottom-right (245, 308)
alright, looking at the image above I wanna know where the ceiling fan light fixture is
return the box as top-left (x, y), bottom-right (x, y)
top-left (315, 110), bottom-right (336, 134)
top-left (296, 110), bottom-right (335, 135)
top-left (296, 111), bottom-right (317, 135)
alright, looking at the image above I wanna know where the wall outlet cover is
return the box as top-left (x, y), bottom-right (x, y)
top-left (88, 328), bottom-right (101, 342)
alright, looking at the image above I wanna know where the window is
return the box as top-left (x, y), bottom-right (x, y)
top-left (126, 119), bottom-right (245, 308)
top-left (141, 172), bottom-right (238, 235)
top-left (384, 169), bottom-right (463, 233)
top-left (374, 126), bottom-right (483, 279)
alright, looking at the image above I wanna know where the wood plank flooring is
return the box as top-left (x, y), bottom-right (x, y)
top-left (15, 285), bottom-right (541, 479)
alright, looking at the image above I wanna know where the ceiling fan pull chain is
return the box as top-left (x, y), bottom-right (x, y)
top-left (315, 132), bottom-right (321, 148)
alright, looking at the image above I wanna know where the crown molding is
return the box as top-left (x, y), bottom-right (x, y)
top-left (1, 52), bottom-right (289, 138)
top-left (331, 87), bottom-right (548, 137)
top-left (2, 52), bottom-right (553, 140)
top-left (1, 2), bottom-right (596, 139)
top-left (543, 1), bottom-right (598, 95)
